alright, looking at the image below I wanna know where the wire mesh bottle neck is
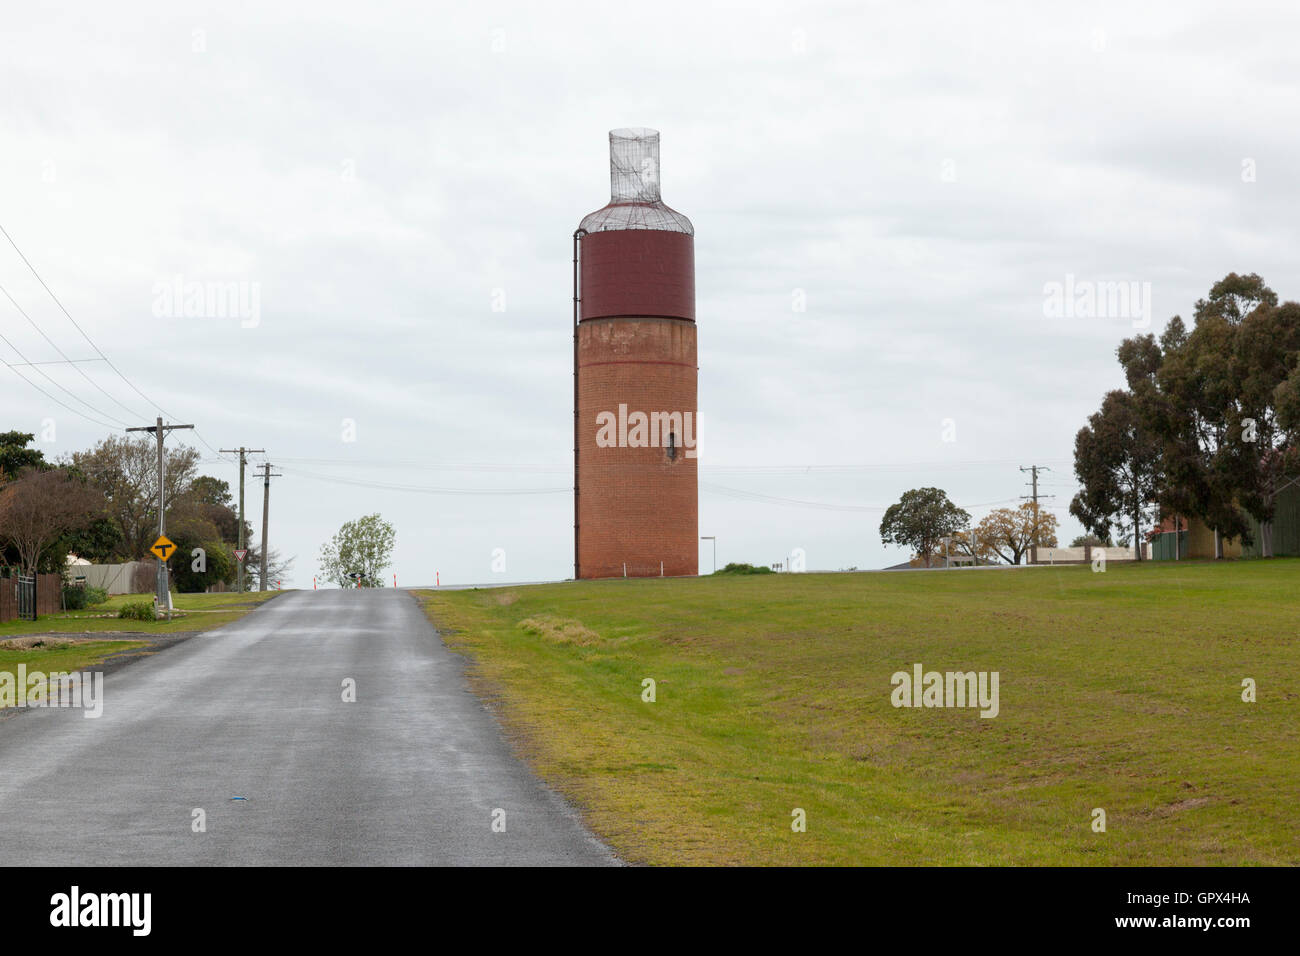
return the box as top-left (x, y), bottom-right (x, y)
top-left (609, 128), bottom-right (661, 203)
top-left (579, 126), bottom-right (693, 234)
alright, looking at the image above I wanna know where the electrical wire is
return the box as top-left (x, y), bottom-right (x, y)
top-left (276, 460), bottom-right (1042, 515)
top-left (0, 321), bottom-right (124, 429)
top-left (278, 465), bottom-right (567, 496)
top-left (0, 358), bottom-right (121, 430)
top-left (0, 219), bottom-right (233, 462)
top-left (269, 455), bottom-right (1073, 475)
top-left (703, 483), bottom-right (1026, 513)
top-left (0, 280), bottom-right (143, 421)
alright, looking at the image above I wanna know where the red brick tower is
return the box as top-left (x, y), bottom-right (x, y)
top-left (574, 128), bottom-right (697, 579)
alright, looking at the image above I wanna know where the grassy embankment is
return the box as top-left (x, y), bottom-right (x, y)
top-left (1, 591), bottom-right (283, 704)
top-left (419, 561), bottom-right (1298, 865)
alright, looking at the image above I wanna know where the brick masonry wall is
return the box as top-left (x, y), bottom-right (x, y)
top-left (577, 315), bottom-right (698, 578)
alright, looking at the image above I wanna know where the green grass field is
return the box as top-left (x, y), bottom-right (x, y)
top-left (0, 591), bottom-right (283, 706)
top-left (418, 560), bottom-right (1299, 866)
top-left (0, 640), bottom-right (146, 705)
top-left (0, 590), bottom-right (282, 638)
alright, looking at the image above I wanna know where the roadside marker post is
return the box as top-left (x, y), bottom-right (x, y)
top-left (149, 535), bottom-right (177, 622)
top-left (128, 418), bottom-right (194, 621)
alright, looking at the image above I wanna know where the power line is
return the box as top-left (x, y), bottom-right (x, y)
top-left (0, 221), bottom-right (165, 413)
top-left (704, 482), bottom-right (1024, 514)
top-left (5, 357), bottom-right (104, 367)
top-left (277, 461), bottom-right (1058, 514)
top-left (268, 455), bottom-right (1074, 475)
top-left (0, 280), bottom-right (144, 421)
top-left (0, 322), bottom-right (125, 429)
top-left (0, 357), bottom-right (120, 430)
top-left (280, 466), bottom-right (567, 496)
top-left (0, 219), bottom-right (232, 462)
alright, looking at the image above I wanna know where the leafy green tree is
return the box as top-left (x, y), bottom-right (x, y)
top-left (879, 488), bottom-right (970, 569)
top-left (1145, 309), bottom-right (1253, 547)
top-left (318, 514), bottom-right (396, 587)
top-left (1193, 272), bottom-right (1277, 325)
top-left (171, 536), bottom-right (235, 593)
top-left (68, 435), bottom-right (201, 559)
top-left (1230, 300), bottom-right (1300, 555)
top-left (170, 476), bottom-right (242, 551)
top-left (188, 475), bottom-right (233, 508)
top-left (0, 431), bottom-right (46, 481)
top-left (57, 516), bottom-right (123, 565)
top-left (1114, 274), bottom-right (1300, 556)
top-left (1069, 389), bottom-right (1162, 559)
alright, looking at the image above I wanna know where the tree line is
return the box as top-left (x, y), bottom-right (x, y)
top-left (879, 487), bottom-right (1061, 568)
top-left (878, 273), bottom-right (1298, 568)
top-left (1070, 273), bottom-right (1300, 557)
top-left (0, 430), bottom-right (290, 590)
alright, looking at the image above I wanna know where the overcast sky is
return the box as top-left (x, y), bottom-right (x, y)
top-left (2, 0), bottom-right (1296, 584)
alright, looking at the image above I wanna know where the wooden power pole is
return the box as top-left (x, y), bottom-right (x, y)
top-left (220, 446), bottom-right (264, 593)
top-left (126, 417), bottom-right (194, 613)
top-left (1020, 464), bottom-right (1055, 565)
top-left (254, 462), bottom-right (282, 591)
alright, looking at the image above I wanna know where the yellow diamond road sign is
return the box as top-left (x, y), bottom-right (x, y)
top-left (150, 535), bottom-right (177, 562)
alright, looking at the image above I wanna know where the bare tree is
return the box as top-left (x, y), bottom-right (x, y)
top-left (248, 547), bottom-right (295, 591)
top-left (0, 468), bottom-right (103, 575)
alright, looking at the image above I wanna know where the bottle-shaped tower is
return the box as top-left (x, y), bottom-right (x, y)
top-left (573, 127), bottom-right (697, 579)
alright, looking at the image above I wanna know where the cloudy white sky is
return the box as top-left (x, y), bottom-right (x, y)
top-left (2, 0), bottom-right (1296, 584)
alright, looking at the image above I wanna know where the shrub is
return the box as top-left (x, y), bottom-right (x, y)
top-left (714, 562), bottom-right (775, 575)
top-left (85, 586), bottom-right (109, 606)
top-left (118, 601), bottom-right (157, 622)
top-left (62, 586), bottom-right (89, 610)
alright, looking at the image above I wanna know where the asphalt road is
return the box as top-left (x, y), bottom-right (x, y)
top-left (0, 590), bottom-right (617, 866)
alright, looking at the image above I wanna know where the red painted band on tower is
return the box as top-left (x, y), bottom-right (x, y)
top-left (579, 230), bottom-right (695, 322)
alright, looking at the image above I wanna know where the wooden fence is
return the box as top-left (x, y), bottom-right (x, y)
top-left (0, 573), bottom-right (64, 622)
